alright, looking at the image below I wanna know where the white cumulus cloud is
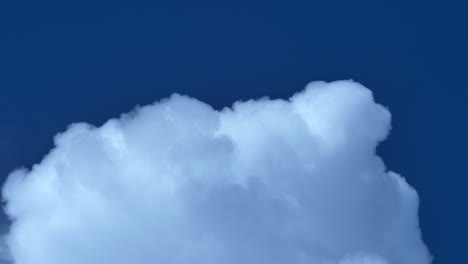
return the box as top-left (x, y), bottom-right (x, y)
top-left (2, 80), bottom-right (431, 264)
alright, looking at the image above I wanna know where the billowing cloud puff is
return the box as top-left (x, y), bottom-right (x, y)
top-left (2, 81), bottom-right (431, 264)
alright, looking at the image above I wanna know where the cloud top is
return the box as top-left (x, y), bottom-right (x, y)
top-left (2, 81), bottom-right (431, 264)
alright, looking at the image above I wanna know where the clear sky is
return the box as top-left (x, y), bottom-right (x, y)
top-left (0, 1), bottom-right (467, 263)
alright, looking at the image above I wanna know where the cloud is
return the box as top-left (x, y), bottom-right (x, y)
top-left (2, 80), bottom-right (431, 264)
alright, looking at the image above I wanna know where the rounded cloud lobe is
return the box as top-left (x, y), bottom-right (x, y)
top-left (2, 81), bottom-right (431, 264)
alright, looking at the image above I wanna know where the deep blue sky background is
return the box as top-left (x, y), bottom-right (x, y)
top-left (0, 1), bottom-right (467, 263)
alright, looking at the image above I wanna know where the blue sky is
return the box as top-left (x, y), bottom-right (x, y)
top-left (0, 1), bottom-right (467, 263)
